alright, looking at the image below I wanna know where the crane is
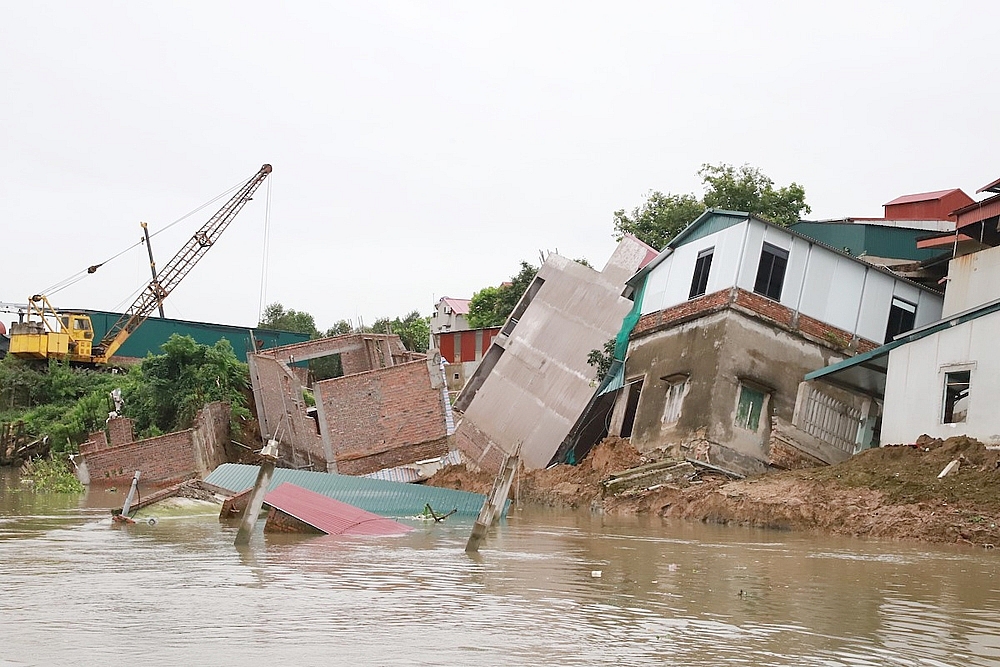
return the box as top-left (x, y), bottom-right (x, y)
top-left (9, 163), bottom-right (272, 365)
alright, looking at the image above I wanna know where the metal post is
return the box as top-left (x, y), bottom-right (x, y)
top-left (234, 439), bottom-right (279, 546)
top-left (141, 222), bottom-right (165, 318)
top-left (121, 471), bottom-right (141, 516)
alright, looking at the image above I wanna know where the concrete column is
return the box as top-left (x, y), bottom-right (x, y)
top-left (234, 440), bottom-right (278, 546)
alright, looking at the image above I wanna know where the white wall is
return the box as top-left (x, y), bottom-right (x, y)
top-left (881, 310), bottom-right (1000, 445)
top-left (941, 245), bottom-right (1000, 318)
top-left (639, 218), bottom-right (944, 343)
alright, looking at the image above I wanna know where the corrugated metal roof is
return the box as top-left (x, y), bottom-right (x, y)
top-left (264, 483), bottom-right (413, 535)
top-left (205, 463), bottom-right (491, 517)
top-left (440, 297), bottom-right (471, 315)
top-left (884, 189), bottom-right (961, 206)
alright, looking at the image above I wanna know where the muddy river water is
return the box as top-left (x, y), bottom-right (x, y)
top-left (1, 469), bottom-right (998, 666)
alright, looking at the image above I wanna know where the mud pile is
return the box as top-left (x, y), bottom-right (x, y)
top-left (427, 435), bottom-right (1000, 546)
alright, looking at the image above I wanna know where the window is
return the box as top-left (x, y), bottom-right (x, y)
top-left (688, 248), bottom-right (714, 299)
top-left (884, 297), bottom-right (917, 343)
top-left (943, 371), bottom-right (970, 424)
top-left (735, 384), bottom-right (766, 431)
top-left (662, 375), bottom-right (687, 424)
top-left (753, 243), bottom-right (788, 301)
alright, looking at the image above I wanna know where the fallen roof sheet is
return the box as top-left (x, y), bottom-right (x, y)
top-left (205, 463), bottom-right (490, 517)
top-left (264, 483), bottom-right (413, 535)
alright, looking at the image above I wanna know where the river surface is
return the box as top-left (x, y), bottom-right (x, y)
top-left (1, 469), bottom-right (998, 666)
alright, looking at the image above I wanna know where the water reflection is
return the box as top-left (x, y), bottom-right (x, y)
top-left (0, 468), bottom-right (997, 666)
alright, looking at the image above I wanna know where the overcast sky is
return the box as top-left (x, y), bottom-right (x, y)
top-left (2, 2), bottom-right (997, 332)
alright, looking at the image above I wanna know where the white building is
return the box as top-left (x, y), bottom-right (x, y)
top-left (430, 297), bottom-right (470, 333)
top-left (579, 209), bottom-right (945, 475)
top-left (807, 243), bottom-right (1000, 447)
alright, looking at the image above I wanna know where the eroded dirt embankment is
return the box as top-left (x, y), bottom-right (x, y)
top-left (426, 435), bottom-right (1000, 547)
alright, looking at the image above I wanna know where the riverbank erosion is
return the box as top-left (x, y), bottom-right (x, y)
top-left (426, 435), bottom-right (1000, 547)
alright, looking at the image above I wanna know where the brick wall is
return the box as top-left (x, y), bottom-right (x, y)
top-left (314, 360), bottom-right (449, 475)
top-left (633, 287), bottom-right (880, 353)
top-left (80, 402), bottom-right (231, 487)
top-left (107, 417), bottom-right (134, 445)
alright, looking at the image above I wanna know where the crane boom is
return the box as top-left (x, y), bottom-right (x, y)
top-left (92, 163), bottom-right (272, 361)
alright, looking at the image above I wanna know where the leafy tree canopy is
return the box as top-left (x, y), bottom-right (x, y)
top-left (613, 163), bottom-right (811, 249)
top-left (0, 335), bottom-right (250, 451)
top-left (468, 261), bottom-right (539, 328)
top-left (258, 302), bottom-right (318, 337)
top-left (367, 310), bottom-right (431, 353)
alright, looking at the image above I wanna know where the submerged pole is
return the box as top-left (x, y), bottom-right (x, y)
top-left (234, 439), bottom-right (279, 546)
top-left (466, 446), bottom-right (519, 553)
top-left (121, 471), bottom-right (141, 516)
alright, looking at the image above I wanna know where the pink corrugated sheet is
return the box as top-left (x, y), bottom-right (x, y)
top-left (264, 483), bottom-right (413, 536)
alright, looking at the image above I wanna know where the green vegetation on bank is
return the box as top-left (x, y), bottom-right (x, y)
top-left (20, 457), bottom-right (85, 493)
top-left (0, 334), bottom-right (250, 453)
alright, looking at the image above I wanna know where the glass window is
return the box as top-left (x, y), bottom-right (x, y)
top-left (688, 248), bottom-right (714, 299)
top-left (735, 384), bottom-right (766, 431)
top-left (753, 243), bottom-right (788, 301)
top-left (884, 297), bottom-right (917, 343)
top-left (943, 371), bottom-right (970, 424)
top-left (662, 376), bottom-right (687, 424)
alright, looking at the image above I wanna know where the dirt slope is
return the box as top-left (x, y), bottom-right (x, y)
top-left (426, 435), bottom-right (1000, 547)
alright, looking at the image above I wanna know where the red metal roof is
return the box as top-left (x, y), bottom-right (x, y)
top-left (439, 297), bottom-right (470, 315)
top-left (977, 177), bottom-right (1000, 194)
top-left (884, 189), bottom-right (964, 206)
top-left (264, 483), bottom-right (413, 536)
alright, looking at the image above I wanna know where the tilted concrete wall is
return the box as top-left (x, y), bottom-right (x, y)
top-left (454, 245), bottom-right (644, 473)
top-left (314, 359), bottom-right (450, 475)
top-left (79, 402), bottom-right (230, 486)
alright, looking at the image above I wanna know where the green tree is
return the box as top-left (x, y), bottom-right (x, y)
top-left (699, 163), bottom-right (810, 226)
top-left (126, 335), bottom-right (249, 437)
top-left (368, 311), bottom-right (431, 353)
top-left (258, 302), bottom-right (318, 337)
top-left (613, 163), bottom-right (811, 249)
top-left (468, 261), bottom-right (539, 328)
top-left (613, 191), bottom-right (705, 252)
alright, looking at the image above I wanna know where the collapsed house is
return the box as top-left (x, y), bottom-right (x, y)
top-left (807, 177), bottom-right (1000, 447)
top-left (248, 332), bottom-right (454, 476)
top-left (579, 209), bottom-right (944, 476)
top-left (452, 235), bottom-right (658, 473)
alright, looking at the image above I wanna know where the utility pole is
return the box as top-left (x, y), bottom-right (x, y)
top-left (140, 222), bottom-right (165, 319)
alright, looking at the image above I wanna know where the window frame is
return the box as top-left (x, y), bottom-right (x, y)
top-left (734, 382), bottom-right (768, 432)
top-left (688, 247), bottom-right (714, 300)
top-left (661, 374), bottom-right (688, 425)
top-left (942, 369), bottom-right (971, 424)
top-left (884, 297), bottom-right (917, 343)
top-left (753, 243), bottom-right (789, 302)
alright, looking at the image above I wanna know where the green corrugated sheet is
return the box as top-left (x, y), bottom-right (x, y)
top-left (84, 311), bottom-right (309, 362)
top-left (790, 222), bottom-right (947, 262)
top-left (205, 463), bottom-right (493, 518)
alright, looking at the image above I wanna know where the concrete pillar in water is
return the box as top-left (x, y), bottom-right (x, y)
top-left (465, 447), bottom-right (519, 553)
top-left (234, 439), bottom-right (279, 546)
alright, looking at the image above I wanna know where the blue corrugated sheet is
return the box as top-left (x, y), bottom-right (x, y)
top-left (206, 463), bottom-right (492, 517)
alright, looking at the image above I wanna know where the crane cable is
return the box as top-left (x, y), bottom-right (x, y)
top-left (38, 173), bottom-right (255, 299)
top-left (257, 174), bottom-right (273, 324)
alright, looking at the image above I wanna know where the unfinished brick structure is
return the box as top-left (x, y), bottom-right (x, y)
top-left (249, 332), bottom-right (452, 475)
top-left (314, 358), bottom-right (452, 475)
top-left (248, 333), bottom-right (420, 470)
top-left (78, 402), bottom-right (230, 486)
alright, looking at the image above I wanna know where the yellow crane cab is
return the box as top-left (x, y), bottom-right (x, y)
top-left (9, 295), bottom-right (95, 363)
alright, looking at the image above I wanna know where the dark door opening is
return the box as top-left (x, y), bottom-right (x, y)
top-left (620, 379), bottom-right (644, 438)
